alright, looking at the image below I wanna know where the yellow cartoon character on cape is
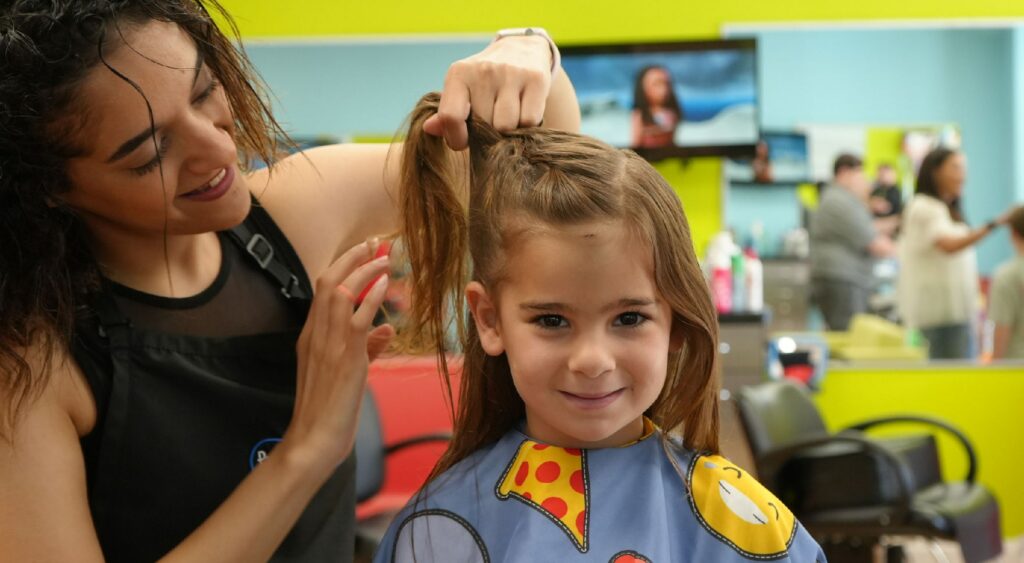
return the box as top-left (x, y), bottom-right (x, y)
top-left (687, 454), bottom-right (797, 559)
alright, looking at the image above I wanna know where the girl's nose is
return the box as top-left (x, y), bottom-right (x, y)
top-left (567, 334), bottom-right (615, 378)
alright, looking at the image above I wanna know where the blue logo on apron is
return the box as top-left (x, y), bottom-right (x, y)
top-left (249, 438), bottom-right (282, 470)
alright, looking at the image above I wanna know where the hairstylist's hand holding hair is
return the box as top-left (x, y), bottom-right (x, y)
top-left (425, 29), bottom-right (581, 149)
top-left (284, 239), bottom-right (391, 473)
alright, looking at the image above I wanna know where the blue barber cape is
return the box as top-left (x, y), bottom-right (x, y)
top-left (374, 424), bottom-right (826, 562)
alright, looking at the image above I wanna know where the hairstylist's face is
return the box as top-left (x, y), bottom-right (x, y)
top-left (642, 68), bottom-right (671, 105)
top-left (935, 152), bottom-right (967, 201)
top-left (63, 21), bottom-right (249, 240)
top-left (468, 220), bottom-right (674, 449)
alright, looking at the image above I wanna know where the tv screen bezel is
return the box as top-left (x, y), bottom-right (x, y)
top-left (561, 38), bottom-right (760, 161)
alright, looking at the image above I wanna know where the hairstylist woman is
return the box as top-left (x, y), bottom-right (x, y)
top-left (0, 2), bottom-right (579, 561)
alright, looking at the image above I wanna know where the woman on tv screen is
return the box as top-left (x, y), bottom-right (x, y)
top-left (631, 65), bottom-right (684, 149)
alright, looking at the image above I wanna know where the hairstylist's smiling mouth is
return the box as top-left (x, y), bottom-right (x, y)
top-left (181, 166), bottom-right (234, 201)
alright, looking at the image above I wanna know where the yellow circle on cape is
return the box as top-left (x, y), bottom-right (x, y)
top-left (688, 454), bottom-right (796, 558)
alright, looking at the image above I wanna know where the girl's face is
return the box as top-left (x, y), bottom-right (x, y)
top-left (62, 21), bottom-right (250, 242)
top-left (642, 68), bottom-right (671, 106)
top-left (934, 152), bottom-right (967, 201)
top-left (468, 220), bottom-right (678, 448)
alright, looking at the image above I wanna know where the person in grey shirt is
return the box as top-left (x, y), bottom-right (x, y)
top-left (810, 154), bottom-right (895, 330)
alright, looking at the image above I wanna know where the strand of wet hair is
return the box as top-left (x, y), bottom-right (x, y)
top-left (97, 22), bottom-right (175, 296)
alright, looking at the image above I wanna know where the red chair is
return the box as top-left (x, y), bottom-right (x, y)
top-left (354, 356), bottom-right (461, 555)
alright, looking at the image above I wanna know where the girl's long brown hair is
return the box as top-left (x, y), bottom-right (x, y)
top-left (398, 93), bottom-right (720, 481)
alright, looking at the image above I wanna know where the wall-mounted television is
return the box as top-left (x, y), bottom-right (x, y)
top-left (561, 38), bottom-right (759, 160)
top-left (725, 131), bottom-right (811, 185)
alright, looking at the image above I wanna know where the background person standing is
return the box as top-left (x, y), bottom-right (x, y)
top-left (810, 154), bottom-right (895, 330)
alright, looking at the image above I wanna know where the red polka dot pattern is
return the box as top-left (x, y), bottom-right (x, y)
top-left (536, 461), bottom-right (561, 483)
top-left (515, 462), bottom-right (529, 486)
top-left (497, 439), bottom-right (590, 551)
top-left (541, 497), bottom-right (568, 519)
top-left (570, 470), bottom-right (584, 494)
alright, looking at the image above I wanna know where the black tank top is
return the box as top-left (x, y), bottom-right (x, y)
top-left (72, 200), bottom-right (356, 562)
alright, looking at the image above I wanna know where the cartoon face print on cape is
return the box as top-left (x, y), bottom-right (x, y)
top-left (687, 454), bottom-right (797, 559)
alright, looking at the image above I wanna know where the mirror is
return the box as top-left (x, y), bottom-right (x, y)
top-left (721, 22), bottom-right (1024, 367)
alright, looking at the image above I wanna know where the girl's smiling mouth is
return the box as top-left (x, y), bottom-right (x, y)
top-left (559, 388), bottom-right (625, 409)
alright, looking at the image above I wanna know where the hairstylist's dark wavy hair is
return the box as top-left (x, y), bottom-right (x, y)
top-left (915, 147), bottom-right (966, 223)
top-left (0, 0), bottom-right (288, 434)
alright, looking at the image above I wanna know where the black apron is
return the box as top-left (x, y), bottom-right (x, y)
top-left (73, 203), bottom-right (355, 562)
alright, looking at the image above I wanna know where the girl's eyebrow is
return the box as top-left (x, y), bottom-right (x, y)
top-left (519, 298), bottom-right (656, 313)
top-left (520, 302), bottom-right (569, 312)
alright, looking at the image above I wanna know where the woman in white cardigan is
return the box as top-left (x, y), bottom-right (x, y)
top-left (898, 147), bottom-right (1008, 359)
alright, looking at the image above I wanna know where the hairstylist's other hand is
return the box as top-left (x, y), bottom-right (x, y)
top-left (425, 34), bottom-right (553, 150)
top-left (285, 240), bottom-right (390, 472)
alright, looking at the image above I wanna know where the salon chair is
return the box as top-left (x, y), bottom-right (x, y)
top-left (735, 380), bottom-right (1001, 563)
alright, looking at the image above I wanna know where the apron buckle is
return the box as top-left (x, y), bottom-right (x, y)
top-left (245, 234), bottom-right (274, 270)
top-left (281, 274), bottom-right (300, 299)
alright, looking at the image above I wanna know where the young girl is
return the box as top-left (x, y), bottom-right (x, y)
top-left (631, 65), bottom-right (683, 149)
top-left (373, 93), bottom-right (825, 562)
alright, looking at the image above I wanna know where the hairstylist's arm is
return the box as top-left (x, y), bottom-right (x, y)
top-left (0, 348), bottom-right (106, 562)
top-left (249, 32), bottom-right (580, 275)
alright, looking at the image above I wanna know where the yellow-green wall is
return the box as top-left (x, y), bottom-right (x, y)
top-left (219, 1), bottom-right (1024, 41)
top-left (815, 365), bottom-right (1024, 537)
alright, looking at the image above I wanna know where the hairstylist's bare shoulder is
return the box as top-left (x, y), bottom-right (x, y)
top-left (245, 142), bottom-right (403, 280)
top-left (0, 341), bottom-right (102, 561)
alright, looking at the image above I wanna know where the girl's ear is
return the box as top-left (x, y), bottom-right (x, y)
top-left (466, 281), bottom-right (505, 356)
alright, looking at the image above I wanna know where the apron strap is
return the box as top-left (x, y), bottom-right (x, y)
top-left (226, 205), bottom-right (312, 301)
top-left (90, 283), bottom-right (132, 353)
top-left (84, 282), bottom-right (136, 535)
